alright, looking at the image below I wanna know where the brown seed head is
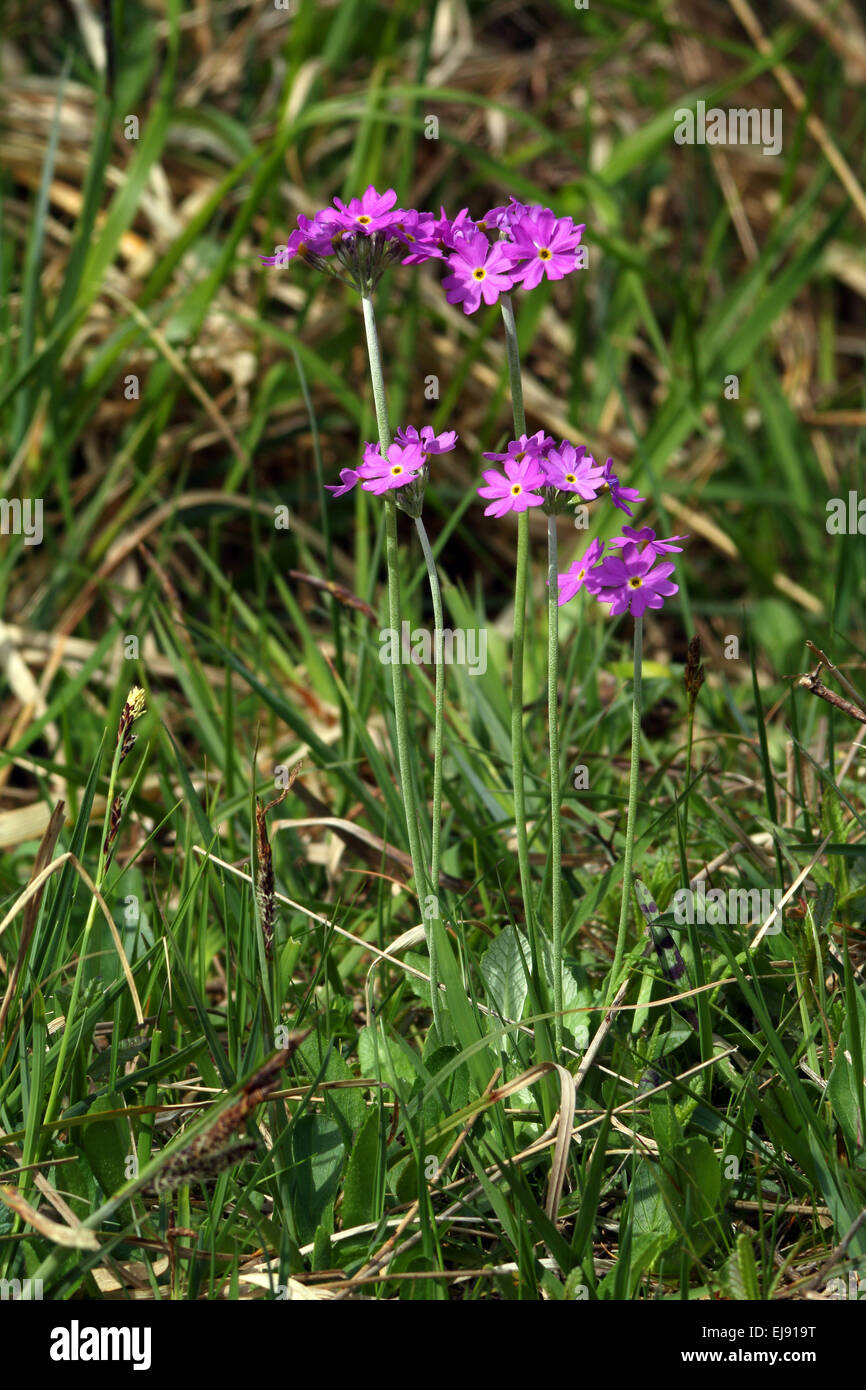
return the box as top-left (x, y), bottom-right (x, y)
top-left (684, 635), bottom-right (705, 713)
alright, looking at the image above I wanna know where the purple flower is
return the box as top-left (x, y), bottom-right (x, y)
top-left (259, 213), bottom-right (339, 266)
top-left (556, 539), bottom-right (606, 605)
top-left (392, 211), bottom-right (441, 263)
top-left (326, 428), bottom-right (456, 514)
top-left (541, 442), bottom-right (606, 499)
top-left (259, 229), bottom-right (309, 268)
top-left (441, 231), bottom-right (516, 314)
top-left (505, 211), bottom-right (585, 290)
top-left (434, 207), bottom-right (476, 252)
top-left (608, 526), bottom-right (689, 557)
top-left (480, 198), bottom-right (542, 231)
top-left (261, 188), bottom-right (426, 290)
top-left (325, 467), bottom-right (361, 497)
top-left (599, 460), bottom-right (646, 517)
top-left (358, 441), bottom-right (425, 494)
top-left (394, 425), bottom-right (458, 455)
top-left (477, 457), bottom-right (545, 517)
top-left (483, 431), bottom-right (554, 465)
top-left (592, 542), bottom-right (679, 617)
top-left (330, 185), bottom-right (400, 235)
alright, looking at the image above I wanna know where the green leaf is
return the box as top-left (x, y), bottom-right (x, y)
top-left (287, 1115), bottom-right (344, 1246)
top-left (727, 1232), bottom-right (761, 1301)
top-left (479, 924), bottom-right (530, 1023)
top-left (341, 1109), bottom-right (383, 1232)
top-left (358, 1026), bottom-right (418, 1091)
top-left (79, 1093), bottom-right (130, 1200)
top-left (828, 1033), bottom-right (866, 1155)
top-left (631, 1158), bottom-right (675, 1239)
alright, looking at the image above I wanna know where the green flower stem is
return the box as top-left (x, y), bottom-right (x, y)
top-left (361, 292), bottom-right (393, 450)
top-left (360, 292), bottom-right (442, 1035)
top-left (383, 501), bottom-right (442, 1034)
top-left (414, 515), bottom-right (446, 1040)
top-left (684, 701), bottom-right (695, 847)
top-left (500, 293), bottom-right (526, 436)
top-left (547, 514), bottom-right (563, 1049)
top-left (500, 293), bottom-right (538, 967)
top-left (414, 516), bottom-right (444, 916)
top-left (610, 616), bottom-right (644, 997)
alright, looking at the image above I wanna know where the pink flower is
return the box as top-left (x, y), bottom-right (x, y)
top-left (259, 213), bottom-right (339, 266)
top-left (600, 460), bottom-right (646, 517)
top-left (556, 539), bottom-right (606, 605)
top-left (505, 211), bottom-right (585, 290)
top-left (392, 211), bottom-right (440, 263)
top-left (358, 441), bottom-right (425, 494)
top-left (330, 185), bottom-right (400, 235)
top-left (480, 198), bottom-right (543, 231)
top-left (325, 468), bottom-right (361, 497)
top-left (592, 542), bottom-right (679, 617)
top-left (394, 426), bottom-right (458, 455)
top-left (477, 457), bottom-right (546, 517)
top-left (434, 207), bottom-right (476, 252)
top-left (441, 231), bottom-right (516, 314)
top-left (541, 442), bottom-right (606, 499)
top-left (483, 431), bottom-right (554, 465)
top-left (608, 526), bottom-right (689, 557)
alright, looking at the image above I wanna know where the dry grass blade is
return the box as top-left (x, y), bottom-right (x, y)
top-left (728, 0), bottom-right (866, 227)
top-left (545, 1063), bottom-right (577, 1222)
top-left (0, 1185), bottom-right (99, 1250)
top-left (750, 832), bottom-right (832, 948)
top-left (573, 978), bottom-right (630, 1096)
top-left (0, 799), bottom-right (65, 1036)
top-left (0, 851), bottom-right (143, 1025)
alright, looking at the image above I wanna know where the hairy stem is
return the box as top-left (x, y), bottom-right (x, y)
top-left (547, 514), bottom-right (563, 1048)
top-left (500, 293), bottom-right (540, 976)
top-left (610, 616), bottom-right (644, 995)
top-left (360, 292), bottom-right (441, 1032)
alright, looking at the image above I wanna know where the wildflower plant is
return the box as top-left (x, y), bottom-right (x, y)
top-left (263, 185), bottom-right (686, 1051)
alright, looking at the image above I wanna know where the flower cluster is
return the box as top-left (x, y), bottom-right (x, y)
top-left (478, 433), bottom-right (644, 519)
top-left (325, 426), bottom-right (458, 517)
top-left (559, 533), bottom-right (683, 618)
top-left (477, 432), bottom-right (686, 617)
top-left (261, 186), bottom-right (586, 310)
top-left (260, 186), bottom-right (418, 291)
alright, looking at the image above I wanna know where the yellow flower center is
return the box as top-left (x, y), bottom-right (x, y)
top-left (538, 247), bottom-right (552, 260)
top-left (511, 484), bottom-right (522, 496)
top-left (390, 465), bottom-right (404, 476)
top-left (473, 267), bottom-right (487, 281)
top-left (357, 214), bottom-right (372, 224)
top-left (629, 577), bottom-right (643, 589)
top-left (565, 473), bottom-right (576, 484)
